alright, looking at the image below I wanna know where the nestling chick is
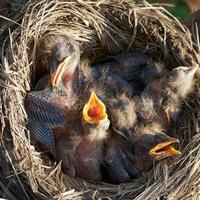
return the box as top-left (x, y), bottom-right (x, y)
top-left (136, 64), bottom-right (198, 125)
top-left (26, 35), bottom-right (80, 147)
top-left (55, 91), bottom-right (110, 180)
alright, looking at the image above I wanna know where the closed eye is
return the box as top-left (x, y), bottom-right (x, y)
top-left (159, 97), bottom-right (166, 107)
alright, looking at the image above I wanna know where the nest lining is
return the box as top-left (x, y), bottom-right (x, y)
top-left (0, 0), bottom-right (200, 199)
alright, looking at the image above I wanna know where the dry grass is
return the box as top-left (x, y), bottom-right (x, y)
top-left (0, 0), bottom-right (200, 199)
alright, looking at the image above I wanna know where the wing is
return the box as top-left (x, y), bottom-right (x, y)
top-left (27, 121), bottom-right (55, 147)
top-left (25, 90), bottom-right (67, 147)
top-left (102, 136), bottom-right (138, 183)
top-left (26, 90), bottom-right (67, 126)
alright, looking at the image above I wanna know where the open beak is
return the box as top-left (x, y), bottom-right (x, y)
top-left (149, 137), bottom-right (181, 160)
top-left (51, 56), bottom-right (72, 87)
top-left (83, 91), bottom-right (108, 125)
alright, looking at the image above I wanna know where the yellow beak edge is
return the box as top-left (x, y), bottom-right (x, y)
top-left (83, 91), bottom-right (108, 124)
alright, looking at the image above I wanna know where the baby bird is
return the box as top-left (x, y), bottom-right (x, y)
top-left (135, 64), bottom-right (198, 126)
top-left (101, 122), bottom-right (181, 183)
top-left (55, 91), bottom-right (110, 180)
top-left (25, 35), bottom-right (80, 148)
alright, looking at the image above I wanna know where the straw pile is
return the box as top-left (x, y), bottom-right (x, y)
top-left (0, 0), bottom-right (200, 199)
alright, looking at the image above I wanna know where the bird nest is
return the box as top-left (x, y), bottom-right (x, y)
top-left (0, 0), bottom-right (200, 199)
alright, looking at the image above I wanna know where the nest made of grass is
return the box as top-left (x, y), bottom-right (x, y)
top-left (0, 0), bottom-right (200, 199)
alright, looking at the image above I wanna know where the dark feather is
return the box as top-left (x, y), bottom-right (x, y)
top-left (27, 121), bottom-right (55, 147)
top-left (101, 150), bottom-right (130, 183)
top-left (25, 90), bottom-right (67, 127)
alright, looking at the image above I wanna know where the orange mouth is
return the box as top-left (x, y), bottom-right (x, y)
top-left (149, 137), bottom-right (181, 160)
top-left (51, 56), bottom-right (71, 87)
top-left (83, 91), bottom-right (108, 124)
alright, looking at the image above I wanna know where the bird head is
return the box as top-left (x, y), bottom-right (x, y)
top-left (82, 91), bottom-right (110, 141)
top-left (133, 126), bottom-right (181, 160)
top-left (148, 133), bottom-right (181, 160)
top-left (164, 64), bottom-right (198, 91)
top-left (130, 132), bottom-right (181, 173)
top-left (49, 36), bottom-right (80, 89)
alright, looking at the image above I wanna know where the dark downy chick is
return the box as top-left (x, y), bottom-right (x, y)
top-left (55, 91), bottom-right (110, 180)
top-left (25, 35), bottom-right (80, 150)
top-left (102, 122), bottom-right (181, 183)
top-left (135, 64), bottom-right (198, 126)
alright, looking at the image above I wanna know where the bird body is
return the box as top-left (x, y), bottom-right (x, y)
top-left (26, 35), bottom-right (80, 147)
top-left (54, 118), bottom-right (107, 180)
top-left (135, 64), bottom-right (198, 125)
